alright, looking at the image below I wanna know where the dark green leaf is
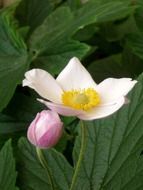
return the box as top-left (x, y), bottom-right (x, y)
top-left (0, 140), bottom-right (17, 190)
top-left (134, 0), bottom-right (143, 33)
top-left (0, 92), bottom-right (44, 147)
top-left (0, 11), bottom-right (29, 111)
top-left (16, 0), bottom-right (58, 33)
top-left (126, 33), bottom-right (143, 60)
top-left (67, 0), bottom-right (82, 11)
top-left (122, 45), bottom-right (143, 78)
top-left (88, 54), bottom-right (129, 83)
top-left (99, 16), bottom-right (138, 42)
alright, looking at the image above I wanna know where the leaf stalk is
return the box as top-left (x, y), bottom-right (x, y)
top-left (36, 147), bottom-right (55, 190)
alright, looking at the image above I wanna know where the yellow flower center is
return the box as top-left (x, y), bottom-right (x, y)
top-left (62, 88), bottom-right (100, 111)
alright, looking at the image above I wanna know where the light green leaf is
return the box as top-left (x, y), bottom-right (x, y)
top-left (72, 73), bottom-right (143, 190)
top-left (18, 137), bottom-right (73, 190)
top-left (0, 140), bottom-right (17, 190)
top-left (0, 11), bottom-right (29, 111)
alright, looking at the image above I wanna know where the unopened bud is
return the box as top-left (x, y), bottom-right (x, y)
top-left (27, 110), bottom-right (63, 149)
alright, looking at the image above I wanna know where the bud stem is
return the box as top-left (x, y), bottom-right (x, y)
top-left (70, 120), bottom-right (87, 190)
top-left (36, 148), bottom-right (55, 190)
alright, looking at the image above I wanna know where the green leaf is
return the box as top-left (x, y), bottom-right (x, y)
top-left (29, 1), bottom-right (132, 74)
top-left (122, 45), bottom-right (143, 78)
top-left (126, 33), bottom-right (143, 60)
top-left (88, 49), bottom-right (143, 82)
top-left (29, 7), bottom-right (73, 54)
top-left (73, 23), bottom-right (98, 42)
top-left (72, 73), bottom-right (143, 190)
top-left (134, 0), bottom-right (143, 33)
top-left (0, 11), bottom-right (29, 111)
top-left (32, 40), bottom-right (90, 74)
top-left (0, 140), bottom-right (17, 190)
top-left (3, 92), bottom-right (44, 122)
top-left (74, 1), bottom-right (133, 26)
top-left (0, 92), bottom-right (44, 147)
top-left (0, 112), bottom-right (27, 148)
top-left (30, 1), bottom-right (132, 54)
top-left (67, 0), bottom-right (82, 11)
top-left (99, 16), bottom-right (138, 42)
top-left (95, 0), bottom-right (133, 3)
top-left (87, 54), bottom-right (129, 83)
top-left (16, 0), bottom-right (57, 33)
top-left (18, 138), bottom-right (73, 190)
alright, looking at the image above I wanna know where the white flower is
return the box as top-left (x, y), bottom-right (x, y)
top-left (23, 57), bottom-right (137, 120)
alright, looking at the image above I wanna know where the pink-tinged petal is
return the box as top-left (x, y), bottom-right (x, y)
top-left (96, 78), bottom-right (137, 104)
top-left (38, 99), bottom-right (85, 116)
top-left (35, 111), bottom-right (62, 140)
top-left (23, 69), bottom-right (63, 103)
top-left (56, 57), bottom-right (97, 91)
top-left (27, 113), bottom-right (40, 146)
top-left (38, 122), bottom-right (63, 148)
top-left (78, 97), bottom-right (125, 120)
top-left (27, 110), bottom-right (63, 148)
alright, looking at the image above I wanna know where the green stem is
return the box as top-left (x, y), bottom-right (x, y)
top-left (36, 148), bottom-right (55, 190)
top-left (70, 120), bottom-right (87, 190)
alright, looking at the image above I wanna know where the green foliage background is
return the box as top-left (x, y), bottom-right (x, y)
top-left (0, 0), bottom-right (143, 189)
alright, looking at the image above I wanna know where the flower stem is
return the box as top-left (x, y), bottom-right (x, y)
top-left (36, 148), bottom-right (55, 190)
top-left (70, 120), bottom-right (87, 190)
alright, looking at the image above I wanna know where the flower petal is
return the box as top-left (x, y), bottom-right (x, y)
top-left (96, 78), bottom-right (137, 104)
top-left (78, 97), bottom-right (125, 120)
top-left (38, 122), bottom-right (63, 149)
top-left (35, 110), bottom-right (62, 140)
top-left (56, 57), bottom-right (97, 90)
top-left (23, 69), bottom-right (63, 103)
top-left (27, 113), bottom-right (40, 145)
top-left (38, 99), bottom-right (85, 116)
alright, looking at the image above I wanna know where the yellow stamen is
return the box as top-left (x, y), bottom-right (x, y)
top-left (62, 88), bottom-right (100, 111)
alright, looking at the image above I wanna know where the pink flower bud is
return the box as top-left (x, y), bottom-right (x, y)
top-left (27, 110), bottom-right (63, 148)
